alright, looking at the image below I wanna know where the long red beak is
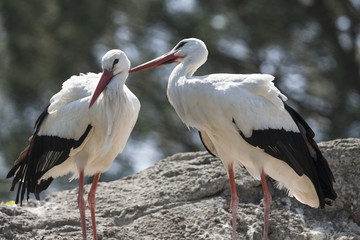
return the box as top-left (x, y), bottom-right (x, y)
top-left (89, 69), bottom-right (113, 108)
top-left (129, 51), bottom-right (181, 73)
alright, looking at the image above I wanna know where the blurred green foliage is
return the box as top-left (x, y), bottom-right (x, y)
top-left (0, 0), bottom-right (359, 200)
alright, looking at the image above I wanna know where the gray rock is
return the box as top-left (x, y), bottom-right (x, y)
top-left (1, 138), bottom-right (359, 240)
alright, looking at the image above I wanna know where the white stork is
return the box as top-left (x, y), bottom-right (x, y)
top-left (129, 38), bottom-right (337, 240)
top-left (7, 49), bottom-right (140, 240)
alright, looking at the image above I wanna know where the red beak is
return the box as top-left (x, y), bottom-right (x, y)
top-left (129, 51), bottom-right (182, 73)
top-left (89, 69), bottom-right (113, 108)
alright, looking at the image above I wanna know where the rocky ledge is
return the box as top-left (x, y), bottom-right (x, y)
top-left (1, 138), bottom-right (359, 239)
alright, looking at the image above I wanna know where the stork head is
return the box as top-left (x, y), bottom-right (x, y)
top-left (129, 38), bottom-right (208, 74)
top-left (89, 50), bottom-right (130, 108)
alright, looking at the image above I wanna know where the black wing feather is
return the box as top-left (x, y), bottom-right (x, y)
top-left (233, 102), bottom-right (337, 208)
top-left (284, 103), bottom-right (337, 206)
top-left (233, 119), bottom-right (308, 176)
top-left (7, 105), bottom-right (93, 205)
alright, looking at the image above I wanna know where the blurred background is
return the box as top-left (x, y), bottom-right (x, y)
top-left (0, 0), bottom-right (359, 201)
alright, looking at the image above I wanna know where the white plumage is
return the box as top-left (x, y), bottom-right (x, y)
top-left (8, 49), bottom-right (140, 240)
top-left (40, 70), bottom-right (140, 179)
top-left (129, 38), bottom-right (336, 240)
top-left (166, 64), bottom-right (317, 206)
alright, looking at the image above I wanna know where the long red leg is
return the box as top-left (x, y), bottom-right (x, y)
top-left (261, 169), bottom-right (272, 240)
top-left (88, 172), bottom-right (101, 240)
top-left (78, 170), bottom-right (87, 240)
top-left (228, 163), bottom-right (239, 240)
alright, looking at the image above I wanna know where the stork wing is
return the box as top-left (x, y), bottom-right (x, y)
top-left (200, 74), bottom-right (307, 174)
top-left (7, 93), bottom-right (95, 205)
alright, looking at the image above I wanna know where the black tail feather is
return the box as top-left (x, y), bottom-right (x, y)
top-left (313, 150), bottom-right (337, 208)
top-left (284, 102), bottom-right (337, 208)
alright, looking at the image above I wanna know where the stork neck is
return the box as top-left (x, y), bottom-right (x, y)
top-left (175, 60), bottom-right (199, 78)
top-left (169, 50), bottom-right (207, 82)
top-left (103, 73), bottom-right (127, 103)
top-left (168, 61), bottom-right (195, 88)
top-left (167, 61), bottom-right (199, 114)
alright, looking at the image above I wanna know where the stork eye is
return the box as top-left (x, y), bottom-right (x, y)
top-left (175, 41), bottom-right (187, 50)
top-left (112, 58), bottom-right (119, 67)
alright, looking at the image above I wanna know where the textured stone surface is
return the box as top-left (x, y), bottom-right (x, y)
top-left (1, 138), bottom-right (359, 240)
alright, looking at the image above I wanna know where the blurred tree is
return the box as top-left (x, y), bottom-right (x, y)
top-left (0, 0), bottom-right (359, 200)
